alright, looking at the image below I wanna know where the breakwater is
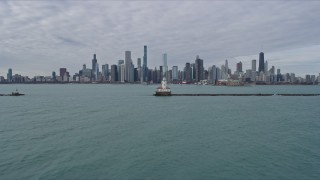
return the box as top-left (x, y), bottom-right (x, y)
top-left (155, 94), bottom-right (320, 96)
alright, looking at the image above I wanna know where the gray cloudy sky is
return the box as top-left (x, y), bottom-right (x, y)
top-left (0, 0), bottom-right (320, 77)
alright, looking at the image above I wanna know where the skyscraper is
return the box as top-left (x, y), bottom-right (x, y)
top-left (162, 53), bottom-right (168, 77)
top-left (92, 54), bottom-right (98, 79)
top-left (102, 64), bottom-right (109, 80)
top-left (137, 58), bottom-right (141, 69)
top-left (251, 59), bottom-right (256, 72)
top-left (236, 61), bottom-right (242, 72)
top-left (125, 51), bottom-right (134, 82)
top-left (7, 68), bottom-right (12, 82)
top-left (118, 60), bottom-right (124, 82)
top-left (185, 63), bottom-right (192, 83)
top-left (111, 65), bottom-right (118, 82)
top-left (52, 71), bottom-right (56, 81)
top-left (95, 62), bottom-right (99, 80)
top-left (195, 55), bottom-right (204, 82)
top-left (264, 61), bottom-right (268, 73)
top-left (142, 45), bottom-right (148, 82)
top-left (143, 46), bottom-right (147, 68)
top-left (172, 66), bottom-right (178, 80)
top-left (258, 52), bottom-right (264, 72)
top-left (211, 65), bottom-right (217, 84)
top-left (225, 59), bottom-right (229, 74)
top-left (120, 64), bottom-right (125, 83)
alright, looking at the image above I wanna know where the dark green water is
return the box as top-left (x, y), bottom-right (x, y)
top-left (1, 84), bottom-right (320, 179)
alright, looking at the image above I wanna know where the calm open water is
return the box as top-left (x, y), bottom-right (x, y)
top-left (0, 84), bottom-right (320, 179)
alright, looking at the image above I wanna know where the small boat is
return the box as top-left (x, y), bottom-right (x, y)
top-left (10, 89), bottom-right (25, 96)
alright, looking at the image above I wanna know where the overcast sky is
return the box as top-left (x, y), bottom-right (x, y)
top-left (0, 0), bottom-right (320, 77)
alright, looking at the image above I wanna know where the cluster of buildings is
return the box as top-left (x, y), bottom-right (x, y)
top-left (1, 46), bottom-right (320, 85)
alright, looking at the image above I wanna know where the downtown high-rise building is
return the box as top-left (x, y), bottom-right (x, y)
top-left (102, 64), bottom-right (109, 80)
top-left (252, 59), bottom-right (256, 72)
top-left (236, 61), bottom-right (242, 72)
top-left (185, 63), bottom-right (192, 83)
top-left (225, 59), bottom-right (229, 74)
top-left (92, 54), bottom-right (98, 79)
top-left (110, 64), bottom-right (118, 82)
top-left (7, 68), bottom-right (12, 82)
top-left (118, 60), bottom-right (124, 82)
top-left (258, 52), bottom-right (264, 72)
top-left (60, 68), bottom-right (67, 77)
top-left (125, 51), bottom-right (134, 82)
top-left (264, 61), bottom-right (268, 73)
top-left (162, 53), bottom-right (168, 78)
top-left (142, 45), bottom-right (148, 82)
top-left (52, 71), bottom-right (56, 81)
top-left (137, 58), bottom-right (141, 69)
top-left (172, 66), bottom-right (178, 80)
top-left (195, 55), bottom-right (204, 82)
top-left (120, 64), bottom-right (125, 82)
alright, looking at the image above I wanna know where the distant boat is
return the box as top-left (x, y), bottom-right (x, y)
top-left (0, 89), bottom-right (25, 96)
top-left (11, 89), bottom-right (25, 96)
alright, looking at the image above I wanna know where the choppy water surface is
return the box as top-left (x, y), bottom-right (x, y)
top-left (1, 84), bottom-right (320, 179)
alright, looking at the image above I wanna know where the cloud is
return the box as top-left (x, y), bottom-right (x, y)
top-left (0, 1), bottom-right (319, 77)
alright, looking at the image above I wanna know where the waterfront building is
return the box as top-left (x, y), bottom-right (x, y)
top-left (59, 68), bottom-right (66, 77)
top-left (134, 68), bottom-right (138, 82)
top-left (110, 65), bottom-right (118, 82)
top-left (59, 68), bottom-right (68, 81)
top-left (305, 75), bottom-right (311, 83)
top-left (137, 58), bottom-right (142, 82)
top-left (221, 65), bottom-right (228, 80)
top-left (191, 63), bottom-right (196, 81)
top-left (277, 68), bottom-right (282, 82)
top-left (216, 67), bottom-right (221, 80)
top-left (82, 69), bottom-right (92, 79)
top-left (120, 64), bottom-right (125, 83)
top-left (7, 68), bottom-right (13, 82)
top-left (137, 58), bottom-right (141, 69)
top-left (259, 52), bottom-right (264, 72)
top-left (270, 66), bottom-right (275, 75)
top-left (125, 51), bottom-right (134, 82)
top-left (158, 66), bottom-right (163, 81)
top-left (102, 64), bottom-right (109, 80)
top-left (185, 63), bottom-right (192, 83)
top-left (95, 62), bottom-right (99, 80)
top-left (264, 61), bottom-right (268, 73)
top-left (252, 59), bottom-right (256, 72)
top-left (208, 65), bottom-right (217, 84)
top-left (172, 66), bottom-right (178, 81)
top-left (236, 61), bottom-right (242, 73)
top-left (225, 59), bottom-right (229, 75)
top-left (195, 55), bottom-right (204, 82)
top-left (52, 71), bottom-right (56, 81)
top-left (162, 53), bottom-right (168, 76)
top-left (118, 60), bottom-right (124, 82)
top-left (290, 73), bottom-right (296, 83)
top-left (167, 70), bottom-right (172, 83)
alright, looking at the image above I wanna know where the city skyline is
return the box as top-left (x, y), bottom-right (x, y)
top-left (2, 49), bottom-right (319, 85)
top-left (1, 1), bottom-right (320, 76)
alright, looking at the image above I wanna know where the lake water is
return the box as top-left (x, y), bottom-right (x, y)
top-left (1, 84), bottom-right (320, 179)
